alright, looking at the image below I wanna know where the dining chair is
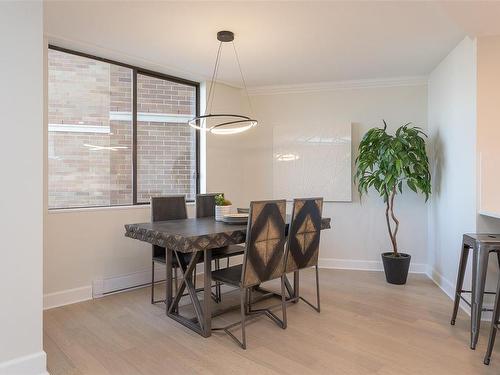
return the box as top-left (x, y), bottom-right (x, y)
top-left (196, 193), bottom-right (245, 301)
top-left (212, 200), bottom-right (288, 349)
top-left (196, 193), bottom-right (245, 262)
top-left (284, 197), bottom-right (324, 312)
top-left (150, 195), bottom-right (187, 304)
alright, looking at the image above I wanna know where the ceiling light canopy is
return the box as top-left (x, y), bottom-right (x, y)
top-left (188, 30), bottom-right (257, 135)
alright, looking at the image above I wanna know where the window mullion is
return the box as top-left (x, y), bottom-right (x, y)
top-left (132, 69), bottom-right (138, 205)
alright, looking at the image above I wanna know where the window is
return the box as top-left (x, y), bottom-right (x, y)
top-left (136, 74), bottom-right (197, 203)
top-left (48, 46), bottom-right (199, 209)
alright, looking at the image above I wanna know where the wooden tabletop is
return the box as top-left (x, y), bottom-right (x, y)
top-left (125, 216), bottom-right (331, 253)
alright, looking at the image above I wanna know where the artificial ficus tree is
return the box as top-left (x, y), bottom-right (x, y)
top-left (355, 121), bottom-right (431, 256)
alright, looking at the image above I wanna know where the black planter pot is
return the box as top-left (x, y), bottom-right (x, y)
top-left (381, 252), bottom-right (411, 285)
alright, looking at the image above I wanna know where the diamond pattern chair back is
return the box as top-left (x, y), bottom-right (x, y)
top-left (196, 193), bottom-right (222, 218)
top-left (242, 200), bottom-right (287, 287)
top-left (285, 198), bottom-right (324, 273)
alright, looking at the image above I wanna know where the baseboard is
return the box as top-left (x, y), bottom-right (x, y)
top-left (0, 351), bottom-right (48, 375)
top-left (425, 266), bottom-right (492, 321)
top-left (44, 263), bottom-right (211, 309)
top-left (425, 265), bottom-right (457, 300)
top-left (318, 257), bottom-right (427, 273)
top-left (43, 285), bottom-right (92, 310)
top-left (93, 264), bottom-right (165, 298)
top-left (45, 260), bottom-right (470, 313)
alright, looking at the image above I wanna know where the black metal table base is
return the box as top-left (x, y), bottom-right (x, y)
top-left (166, 248), bottom-right (213, 337)
top-left (164, 252), bottom-right (303, 338)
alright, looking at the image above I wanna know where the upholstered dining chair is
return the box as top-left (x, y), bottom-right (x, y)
top-left (196, 193), bottom-right (219, 219)
top-left (150, 195), bottom-right (187, 304)
top-left (212, 200), bottom-right (288, 349)
top-left (284, 197), bottom-right (324, 312)
top-left (196, 193), bottom-right (245, 301)
top-left (196, 193), bottom-right (246, 262)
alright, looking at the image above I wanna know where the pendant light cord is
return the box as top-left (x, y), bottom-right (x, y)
top-left (206, 41), bottom-right (223, 116)
top-left (232, 41), bottom-right (254, 116)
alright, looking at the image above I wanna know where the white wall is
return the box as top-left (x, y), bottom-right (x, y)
top-left (205, 83), bottom-right (260, 208)
top-left (477, 35), bottom-right (500, 223)
top-left (248, 83), bottom-right (429, 270)
top-left (0, 2), bottom-right (47, 374)
top-left (427, 37), bottom-right (478, 298)
top-left (45, 207), bottom-right (148, 298)
top-left (475, 35), bottom-right (500, 304)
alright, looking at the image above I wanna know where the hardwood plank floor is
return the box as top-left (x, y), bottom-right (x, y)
top-left (44, 269), bottom-right (500, 374)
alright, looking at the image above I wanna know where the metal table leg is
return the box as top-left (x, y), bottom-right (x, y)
top-left (166, 251), bottom-right (206, 336)
top-left (165, 248), bottom-right (173, 309)
top-left (203, 249), bottom-right (212, 337)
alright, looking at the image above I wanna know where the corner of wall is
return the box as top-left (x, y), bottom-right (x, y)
top-left (0, 351), bottom-right (48, 375)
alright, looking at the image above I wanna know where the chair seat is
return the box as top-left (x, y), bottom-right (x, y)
top-left (212, 264), bottom-right (242, 286)
top-left (212, 244), bottom-right (245, 259)
top-left (152, 255), bottom-right (167, 264)
top-left (152, 254), bottom-right (192, 266)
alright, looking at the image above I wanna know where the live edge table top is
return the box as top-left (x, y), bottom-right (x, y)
top-left (125, 216), bottom-right (331, 253)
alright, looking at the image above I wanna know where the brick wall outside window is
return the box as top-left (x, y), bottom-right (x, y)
top-left (48, 49), bottom-right (197, 209)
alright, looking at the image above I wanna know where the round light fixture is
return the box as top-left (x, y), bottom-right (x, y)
top-left (188, 30), bottom-right (258, 135)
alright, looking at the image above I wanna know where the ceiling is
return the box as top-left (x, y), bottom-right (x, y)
top-left (43, 1), bottom-right (500, 88)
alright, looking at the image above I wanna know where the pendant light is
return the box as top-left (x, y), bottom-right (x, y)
top-left (188, 30), bottom-right (258, 135)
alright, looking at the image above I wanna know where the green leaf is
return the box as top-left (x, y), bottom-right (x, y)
top-left (354, 120), bottom-right (431, 203)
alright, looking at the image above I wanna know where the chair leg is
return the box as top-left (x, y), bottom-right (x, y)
top-left (215, 259), bottom-right (222, 302)
top-left (451, 243), bottom-right (469, 325)
top-left (151, 261), bottom-right (155, 304)
top-left (315, 265), bottom-right (321, 313)
top-left (484, 274), bottom-right (500, 365)
top-left (246, 287), bottom-right (252, 314)
top-left (241, 288), bottom-right (247, 349)
top-left (281, 275), bottom-right (287, 329)
top-left (212, 287), bottom-right (247, 349)
top-left (296, 268), bottom-right (321, 313)
top-left (174, 266), bottom-right (178, 293)
top-left (471, 245), bottom-right (489, 350)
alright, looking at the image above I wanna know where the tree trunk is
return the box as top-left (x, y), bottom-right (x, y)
top-left (385, 192), bottom-right (397, 255)
top-left (384, 187), bottom-right (400, 256)
top-left (389, 186), bottom-right (399, 255)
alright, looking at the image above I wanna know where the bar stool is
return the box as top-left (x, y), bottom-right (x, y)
top-left (451, 234), bottom-right (500, 350)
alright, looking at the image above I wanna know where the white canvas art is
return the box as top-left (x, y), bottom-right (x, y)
top-left (273, 122), bottom-right (352, 201)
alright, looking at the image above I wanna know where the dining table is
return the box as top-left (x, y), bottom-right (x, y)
top-left (124, 215), bottom-right (331, 337)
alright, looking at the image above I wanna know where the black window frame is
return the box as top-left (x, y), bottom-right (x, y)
top-left (48, 45), bottom-right (200, 209)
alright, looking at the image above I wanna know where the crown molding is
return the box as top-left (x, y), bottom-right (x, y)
top-left (247, 75), bottom-right (428, 96)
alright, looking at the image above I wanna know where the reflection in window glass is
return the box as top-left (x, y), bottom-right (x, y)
top-left (48, 49), bottom-right (133, 208)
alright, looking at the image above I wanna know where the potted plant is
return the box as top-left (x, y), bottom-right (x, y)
top-left (355, 121), bottom-right (431, 285)
top-left (214, 194), bottom-right (232, 221)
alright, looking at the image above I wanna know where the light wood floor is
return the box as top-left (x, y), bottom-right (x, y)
top-left (44, 269), bottom-right (500, 374)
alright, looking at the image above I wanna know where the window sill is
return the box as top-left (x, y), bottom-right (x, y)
top-left (47, 202), bottom-right (195, 214)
